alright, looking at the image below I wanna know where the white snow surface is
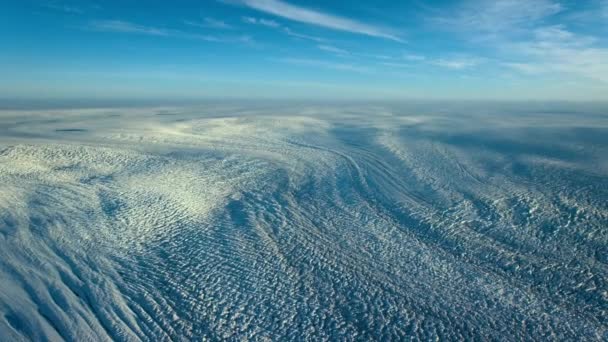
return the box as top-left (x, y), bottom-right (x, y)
top-left (0, 103), bottom-right (607, 340)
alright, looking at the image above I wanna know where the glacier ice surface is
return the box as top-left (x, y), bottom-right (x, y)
top-left (0, 102), bottom-right (607, 340)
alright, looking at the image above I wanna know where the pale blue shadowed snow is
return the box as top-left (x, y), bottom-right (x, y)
top-left (0, 102), bottom-right (607, 340)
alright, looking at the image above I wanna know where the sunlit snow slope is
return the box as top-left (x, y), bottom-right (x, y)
top-left (0, 102), bottom-right (607, 340)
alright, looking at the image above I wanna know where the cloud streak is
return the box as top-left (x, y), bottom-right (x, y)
top-left (317, 44), bottom-right (350, 56)
top-left (431, 0), bottom-right (608, 83)
top-left (505, 26), bottom-right (608, 83)
top-left (89, 20), bottom-right (171, 36)
top-left (185, 17), bottom-right (233, 29)
top-left (241, 16), bottom-right (327, 42)
top-left (282, 27), bottom-right (326, 42)
top-left (431, 57), bottom-right (481, 70)
top-left (439, 0), bottom-right (563, 34)
top-left (242, 16), bottom-right (280, 28)
top-left (88, 20), bottom-right (253, 44)
top-left (44, 3), bottom-right (85, 14)
top-left (234, 0), bottom-right (402, 41)
top-left (278, 58), bottom-right (370, 73)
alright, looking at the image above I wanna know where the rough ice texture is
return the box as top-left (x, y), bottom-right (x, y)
top-left (0, 102), bottom-right (606, 340)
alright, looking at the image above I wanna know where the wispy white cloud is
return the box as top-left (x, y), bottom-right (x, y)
top-left (89, 20), bottom-right (171, 36)
top-left (502, 62), bottom-right (544, 74)
top-left (44, 3), bottom-right (85, 14)
top-left (44, 1), bottom-right (103, 14)
top-left (364, 54), bottom-right (393, 60)
top-left (505, 26), bottom-right (608, 83)
top-left (431, 0), bottom-right (608, 83)
top-left (233, 0), bottom-right (402, 41)
top-left (403, 53), bottom-right (426, 61)
top-left (558, 0), bottom-right (608, 25)
top-left (283, 27), bottom-right (326, 42)
top-left (372, 53), bottom-right (479, 71)
top-left (439, 0), bottom-right (563, 34)
top-left (532, 25), bottom-right (596, 46)
top-left (185, 17), bottom-right (233, 29)
top-left (242, 16), bottom-right (280, 28)
top-left (317, 44), bottom-right (350, 56)
top-left (431, 57), bottom-right (481, 70)
top-left (278, 58), bottom-right (370, 73)
top-left (241, 15), bottom-right (327, 42)
top-left (379, 62), bottom-right (413, 68)
top-left (87, 20), bottom-right (253, 44)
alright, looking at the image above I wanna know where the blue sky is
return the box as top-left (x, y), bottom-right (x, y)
top-left (2, 0), bottom-right (608, 100)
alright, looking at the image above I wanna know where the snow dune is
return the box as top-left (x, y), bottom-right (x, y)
top-left (0, 103), bottom-right (607, 340)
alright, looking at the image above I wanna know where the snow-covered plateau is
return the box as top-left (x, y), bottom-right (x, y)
top-left (0, 102), bottom-right (606, 340)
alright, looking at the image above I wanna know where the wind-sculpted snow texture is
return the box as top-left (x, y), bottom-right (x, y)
top-left (0, 102), bottom-right (607, 341)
